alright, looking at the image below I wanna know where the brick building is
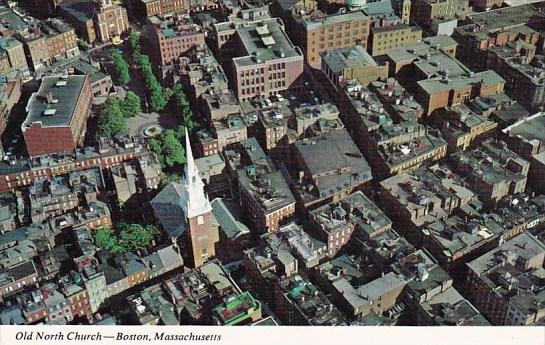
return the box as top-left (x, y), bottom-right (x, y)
top-left (450, 140), bottom-right (530, 207)
top-left (0, 72), bottom-right (22, 146)
top-left (369, 24), bottom-right (422, 57)
top-left (22, 75), bottom-right (93, 157)
top-left (214, 18), bottom-right (304, 101)
top-left (291, 129), bottom-right (372, 209)
top-left (59, 0), bottom-right (129, 44)
top-left (230, 138), bottom-right (296, 233)
top-left (0, 138), bottom-right (150, 193)
top-left (453, 5), bottom-right (542, 72)
top-left (41, 20), bottom-right (79, 63)
top-left (275, 4), bottom-right (371, 66)
top-left (322, 45), bottom-right (388, 87)
top-left (366, 122), bottom-right (447, 179)
top-left (410, 0), bottom-right (469, 30)
top-left (465, 232), bottom-right (545, 325)
top-left (132, 0), bottom-right (190, 18)
top-left (0, 37), bottom-right (28, 75)
top-left (151, 16), bottom-right (205, 66)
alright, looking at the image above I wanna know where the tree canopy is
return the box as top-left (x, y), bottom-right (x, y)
top-left (122, 91), bottom-right (142, 117)
top-left (93, 223), bottom-right (160, 253)
top-left (118, 223), bottom-right (160, 252)
top-left (97, 97), bottom-right (128, 137)
top-left (94, 227), bottom-right (125, 254)
top-left (172, 83), bottom-right (196, 131)
top-left (110, 49), bottom-right (131, 85)
top-left (132, 44), bottom-right (170, 112)
top-left (128, 32), bottom-right (140, 53)
top-left (148, 129), bottom-right (186, 169)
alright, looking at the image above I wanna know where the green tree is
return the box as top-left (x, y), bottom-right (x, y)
top-left (118, 223), bottom-right (160, 251)
top-left (135, 51), bottom-right (169, 112)
top-left (148, 138), bottom-right (162, 156)
top-left (128, 32), bottom-right (140, 53)
top-left (149, 130), bottom-right (185, 169)
top-left (149, 86), bottom-right (168, 112)
top-left (94, 227), bottom-right (124, 253)
top-left (172, 83), bottom-right (189, 109)
top-left (110, 49), bottom-right (131, 85)
top-left (172, 83), bottom-right (196, 130)
top-left (161, 129), bottom-right (186, 168)
top-left (98, 97), bottom-right (127, 137)
top-left (122, 91), bottom-right (142, 117)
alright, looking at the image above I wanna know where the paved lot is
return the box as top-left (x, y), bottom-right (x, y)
top-left (125, 112), bottom-right (180, 138)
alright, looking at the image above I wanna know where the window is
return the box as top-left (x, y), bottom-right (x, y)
top-left (197, 215), bottom-right (204, 225)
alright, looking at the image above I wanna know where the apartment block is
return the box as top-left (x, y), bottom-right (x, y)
top-left (229, 138), bottom-right (295, 233)
top-left (369, 24), bottom-right (422, 56)
top-left (214, 18), bottom-right (304, 101)
top-left (151, 15), bottom-right (205, 66)
top-left (291, 129), bottom-right (372, 209)
top-left (0, 37), bottom-right (28, 74)
top-left (133, 0), bottom-right (190, 18)
top-left (378, 166), bottom-right (476, 242)
top-left (272, 1), bottom-right (371, 66)
top-left (439, 104), bottom-right (498, 153)
top-left (465, 232), bottom-right (545, 325)
top-left (502, 113), bottom-right (545, 194)
top-left (322, 45), bottom-right (388, 87)
top-left (410, 0), bottom-right (469, 30)
top-left (22, 75), bottom-right (93, 157)
top-left (370, 78), bottom-right (424, 121)
top-left (450, 140), bottom-right (530, 207)
top-left (366, 122), bottom-right (447, 178)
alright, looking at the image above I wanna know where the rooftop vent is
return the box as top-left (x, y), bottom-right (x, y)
top-left (43, 108), bottom-right (56, 116)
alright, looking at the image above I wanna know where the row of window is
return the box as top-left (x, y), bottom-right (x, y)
top-left (311, 21), bottom-right (364, 35)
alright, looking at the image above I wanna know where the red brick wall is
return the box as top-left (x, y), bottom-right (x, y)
top-left (187, 211), bottom-right (218, 267)
top-left (23, 124), bottom-right (76, 157)
top-left (0, 151), bottom-right (138, 192)
top-left (159, 32), bottom-right (205, 65)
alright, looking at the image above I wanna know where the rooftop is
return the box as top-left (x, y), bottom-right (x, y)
top-left (0, 7), bottom-right (28, 32)
top-left (424, 213), bottom-right (504, 258)
top-left (467, 4), bottom-right (545, 32)
top-left (231, 18), bottom-right (302, 68)
top-left (417, 70), bottom-right (505, 95)
top-left (294, 129), bottom-right (372, 200)
top-left (503, 112), bottom-right (545, 146)
top-left (211, 198), bottom-right (250, 240)
top-left (279, 274), bottom-right (346, 325)
top-left (420, 287), bottom-right (490, 325)
top-left (451, 139), bottom-right (529, 189)
top-left (370, 78), bottom-right (423, 121)
top-left (371, 122), bottom-right (446, 167)
top-left (380, 166), bottom-right (475, 226)
top-left (343, 82), bottom-right (393, 130)
top-left (23, 75), bottom-right (87, 128)
top-left (386, 35), bottom-right (458, 64)
top-left (310, 191), bottom-right (392, 239)
top-left (295, 9), bottom-right (370, 31)
top-left (467, 233), bottom-right (545, 308)
top-left (322, 45), bottom-right (378, 74)
top-left (212, 291), bottom-right (261, 325)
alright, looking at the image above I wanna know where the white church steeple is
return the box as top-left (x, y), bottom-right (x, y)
top-left (180, 128), bottom-right (212, 219)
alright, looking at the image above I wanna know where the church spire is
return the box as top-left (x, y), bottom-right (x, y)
top-left (180, 128), bottom-right (211, 219)
top-left (185, 127), bottom-right (195, 179)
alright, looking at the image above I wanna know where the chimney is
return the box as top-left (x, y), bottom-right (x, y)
top-left (46, 91), bottom-right (54, 104)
